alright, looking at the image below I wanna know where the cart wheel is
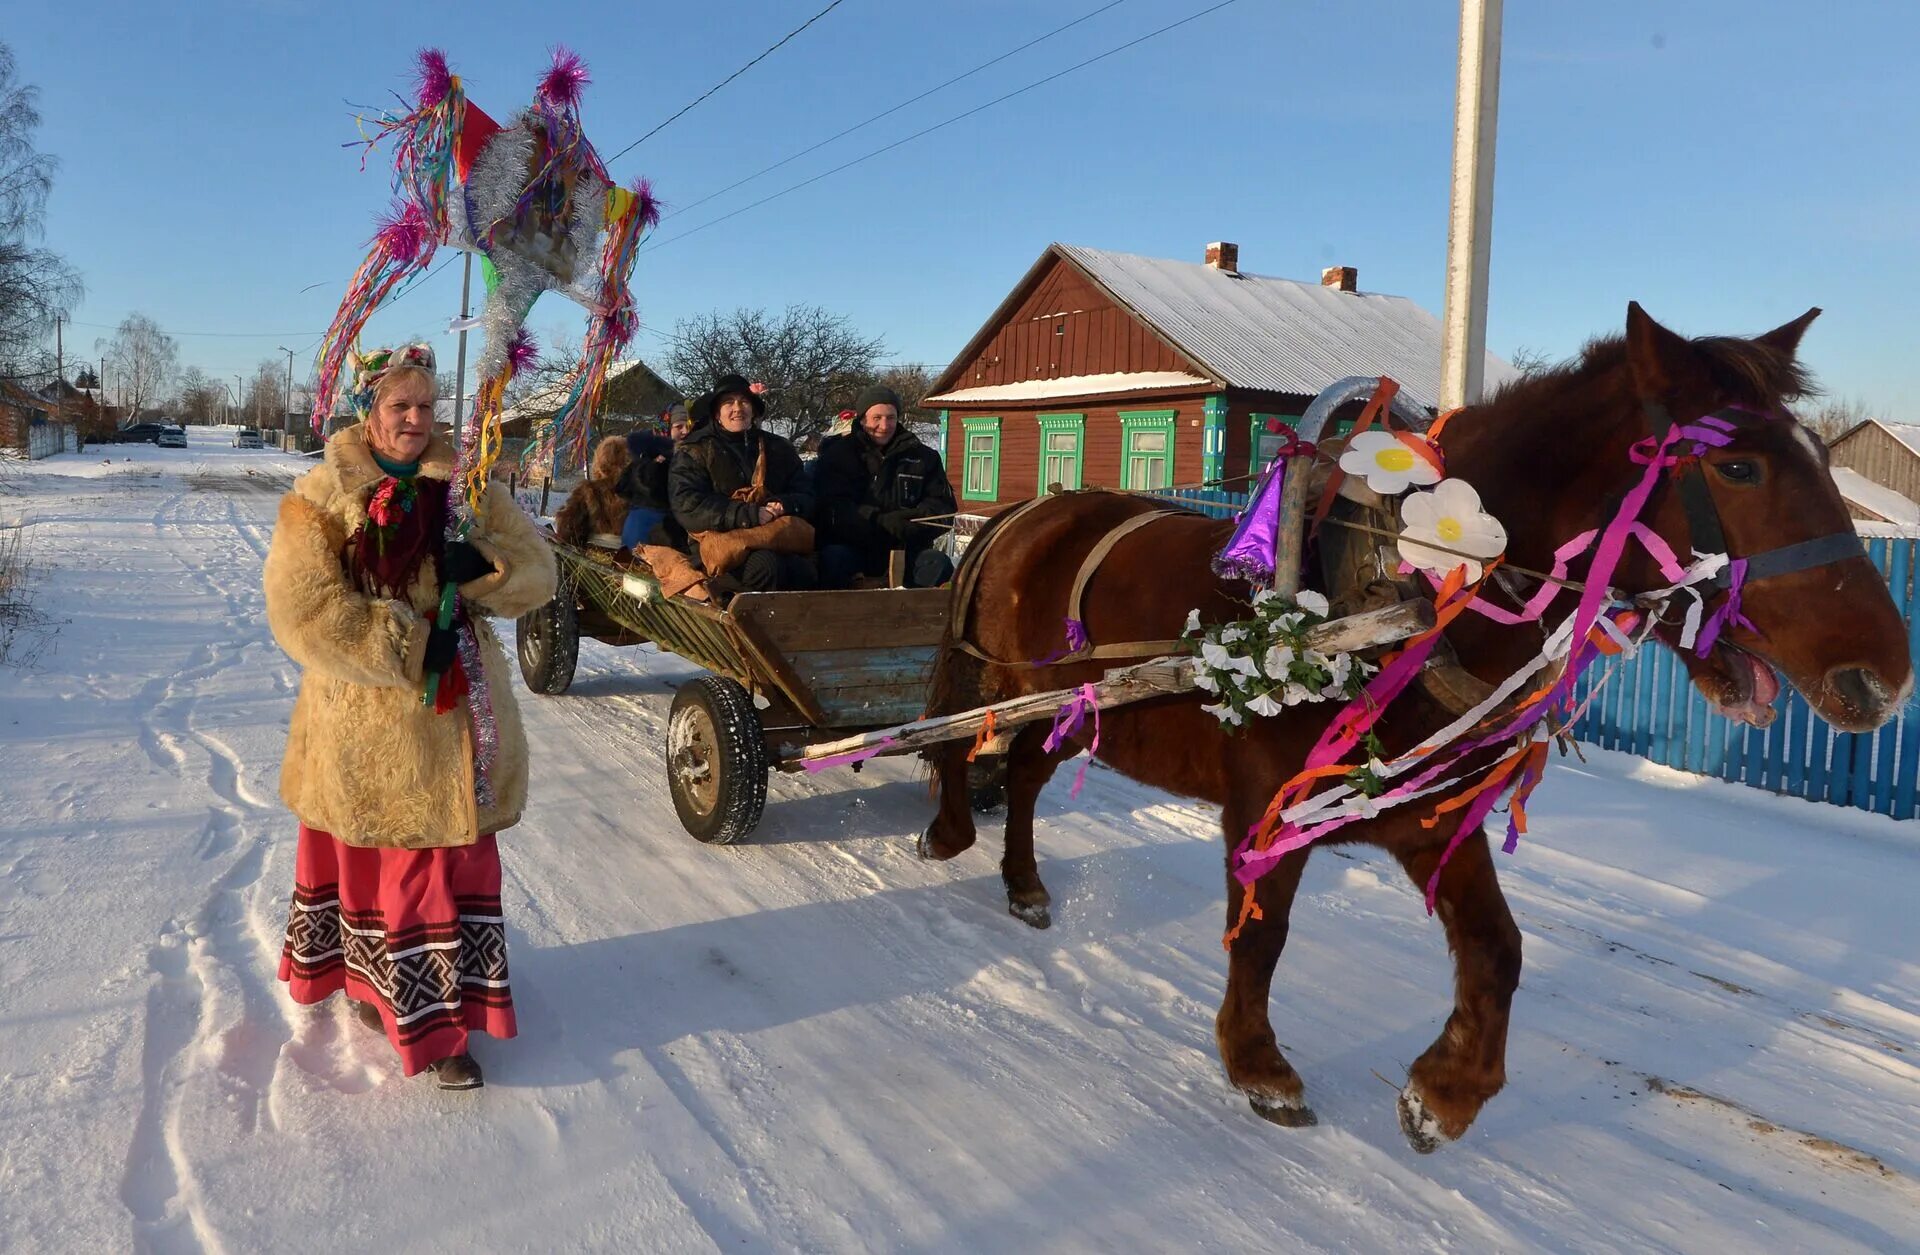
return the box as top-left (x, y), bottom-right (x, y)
top-left (667, 676), bottom-right (768, 844)
top-left (516, 593), bottom-right (579, 695)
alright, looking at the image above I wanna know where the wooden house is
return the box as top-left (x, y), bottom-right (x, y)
top-left (923, 242), bottom-right (1515, 514)
top-left (1828, 419), bottom-right (1920, 518)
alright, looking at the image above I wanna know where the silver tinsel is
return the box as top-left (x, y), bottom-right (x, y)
top-left (456, 616), bottom-right (498, 810)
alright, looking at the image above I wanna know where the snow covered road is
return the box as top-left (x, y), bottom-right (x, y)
top-left (1, 431), bottom-right (1916, 1253)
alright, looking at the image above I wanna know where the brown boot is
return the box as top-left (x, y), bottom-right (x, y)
top-left (349, 999), bottom-right (385, 1034)
top-left (429, 1052), bottom-right (484, 1091)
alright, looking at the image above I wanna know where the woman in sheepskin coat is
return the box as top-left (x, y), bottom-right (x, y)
top-left (553, 434), bottom-right (632, 549)
top-left (263, 343), bottom-right (556, 1090)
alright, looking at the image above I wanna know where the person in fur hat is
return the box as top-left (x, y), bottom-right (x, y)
top-left (669, 373), bottom-right (817, 598)
top-left (814, 384), bottom-right (956, 588)
top-left (554, 434), bottom-right (634, 550)
top-left (262, 342), bottom-right (556, 1091)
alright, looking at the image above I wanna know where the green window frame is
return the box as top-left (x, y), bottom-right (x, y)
top-left (961, 416), bottom-right (1001, 501)
top-left (1036, 412), bottom-right (1085, 493)
top-left (1249, 412), bottom-right (1301, 473)
top-left (1120, 409), bottom-right (1178, 491)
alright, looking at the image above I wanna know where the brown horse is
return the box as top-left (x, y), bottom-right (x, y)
top-left (918, 305), bottom-right (1914, 1151)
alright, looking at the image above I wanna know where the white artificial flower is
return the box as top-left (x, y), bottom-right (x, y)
top-left (1246, 692), bottom-right (1284, 717)
top-left (1251, 587), bottom-right (1279, 607)
top-left (1398, 478), bottom-right (1508, 583)
top-left (1337, 429), bottom-right (1443, 496)
top-left (1262, 643), bottom-right (1295, 678)
top-left (1284, 682), bottom-right (1316, 705)
top-left (1226, 653), bottom-right (1262, 677)
top-left (1329, 653), bottom-right (1353, 688)
top-left (1293, 589), bottom-right (1330, 618)
top-left (1303, 649), bottom-right (1332, 670)
top-left (1184, 608), bottom-right (1202, 634)
top-left (1356, 796), bottom-right (1381, 819)
top-left (1192, 669), bottom-right (1219, 693)
top-left (1203, 702), bottom-right (1243, 726)
top-left (1277, 612), bottom-right (1305, 633)
top-left (1200, 641), bottom-right (1234, 670)
top-left (1221, 625), bottom-right (1247, 645)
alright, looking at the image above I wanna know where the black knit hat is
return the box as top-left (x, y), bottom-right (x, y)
top-left (852, 384), bottom-right (904, 420)
top-left (690, 373), bottom-right (766, 427)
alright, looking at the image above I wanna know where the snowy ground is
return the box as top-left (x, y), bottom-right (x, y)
top-left (1, 429), bottom-right (1916, 1254)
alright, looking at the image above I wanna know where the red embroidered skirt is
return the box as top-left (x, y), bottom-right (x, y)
top-left (277, 824), bottom-right (517, 1076)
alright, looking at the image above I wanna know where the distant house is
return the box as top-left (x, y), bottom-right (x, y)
top-left (0, 381), bottom-right (76, 458)
top-left (1828, 419), bottom-right (1920, 521)
top-left (497, 358), bottom-right (682, 476)
top-left (922, 241), bottom-right (1516, 514)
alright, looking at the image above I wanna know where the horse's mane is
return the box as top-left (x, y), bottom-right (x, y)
top-left (1483, 330), bottom-right (1816, 423)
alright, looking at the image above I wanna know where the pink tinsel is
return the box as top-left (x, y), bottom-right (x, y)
top-left (539, 46), bottom-right (590, 108)
top-left (372, 202), bottom-right (431, 265)
top-left (631, 176), bottom-right (662, 230)
top-left (507, 328), bottom-right (539, 373)
top-left (414, 48), bottom-right (453, 107)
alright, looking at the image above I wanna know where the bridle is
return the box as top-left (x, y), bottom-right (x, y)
top-left (1639, 400), bottom-right (1866, 593)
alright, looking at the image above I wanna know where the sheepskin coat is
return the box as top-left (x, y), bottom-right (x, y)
top-left (554, 436), bottom-right (633, 547)
top-left (263, 423), bottom-right (557, 848)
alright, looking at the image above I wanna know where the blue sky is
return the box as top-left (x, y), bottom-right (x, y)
top-left (12, 1), bottom-right (1918, 418)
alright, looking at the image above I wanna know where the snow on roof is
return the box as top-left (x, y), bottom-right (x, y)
top-left (1055, 244), bottom-right (1518, 412)
top-left (1873, 419), bottom-right (1920, 457)
top-left (1830, 465), bottom-right (1920, 524)
top-left (925, 370), bottom-right (1211, 406)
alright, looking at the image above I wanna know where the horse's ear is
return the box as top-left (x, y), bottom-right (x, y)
top-left (1755, 307), bottom-right (1821, 358)
top-left (1624, 301), bottom-right (1709, 402)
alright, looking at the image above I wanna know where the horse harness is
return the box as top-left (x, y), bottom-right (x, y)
top-left (950, 494), bottom-right (1192, 669)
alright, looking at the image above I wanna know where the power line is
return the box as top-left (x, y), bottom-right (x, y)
top-left (659, 0), bottom-right (1133, 223)
top-left (603, 0), bottom-right (849, 166)
top-left (640, 0), bottom-right (1243, 253)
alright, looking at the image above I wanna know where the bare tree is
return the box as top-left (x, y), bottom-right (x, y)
top-left (173, 366), bottom-right (223, 426)
top-left (243, 359), bottom-right (283, 429)
top-left (1507, 344), bottom-right (1557, 376)
top-left (0, 42), bottom-right (82, 386)
top-left (1803, 395), bottom-right (1874, 444)
top-left (662, 305), bottom-right (886, 445)
top-left (98, 313), bottom-right (178, 420)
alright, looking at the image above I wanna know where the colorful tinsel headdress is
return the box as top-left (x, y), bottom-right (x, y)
top-left (346, 342), bottom-right (438, 417)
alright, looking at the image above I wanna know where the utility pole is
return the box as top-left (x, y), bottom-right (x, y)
top-left (452, 253), bottom-right (473, 447)
top-left (53, 315), bottom-right (65, 426)
top-left (234, 374), bottom-right (244, 427)
top-left (1439, 0), bottom-right (1503, 411)
top-left (277, 346), bottom-right (296, 434)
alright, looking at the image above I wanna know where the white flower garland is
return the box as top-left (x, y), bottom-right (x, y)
top-left (1183, 589), bottom-right (1375, 727)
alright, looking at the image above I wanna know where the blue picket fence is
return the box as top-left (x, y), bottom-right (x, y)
top-left (1147, 486), bottom-right (1920, 818)
top-left (1573, 535), bottom-right (1920, 820)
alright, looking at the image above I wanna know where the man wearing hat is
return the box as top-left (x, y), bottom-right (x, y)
top-left (813, 384), bottom-right (956, 589)
top-left (668, 373), bottom-right (817, 596)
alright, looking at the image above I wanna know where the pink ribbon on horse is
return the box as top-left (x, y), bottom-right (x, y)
top-left (1042, 682), bottom-right (1102, 798)
top-left (1694, 557), bottom-right (1757, 656)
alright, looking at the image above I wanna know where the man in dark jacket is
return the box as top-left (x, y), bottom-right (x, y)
top-left (813, 384), bottom-right (956, 588)
top-left (669, 374), bottom-right (817, 596)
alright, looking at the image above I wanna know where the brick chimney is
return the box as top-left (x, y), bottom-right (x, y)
top-left (1205, 241), bottom-right (1239, 274)
top-left (1321, 265), bottom-right (1357, 293)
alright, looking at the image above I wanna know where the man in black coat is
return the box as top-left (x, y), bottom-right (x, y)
top-left (813, 385), bottom-right (956, 589)
top-left (668, 373), bottom-right (817, 596)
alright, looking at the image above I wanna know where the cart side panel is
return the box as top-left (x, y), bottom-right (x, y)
top-left (728, 589), bottom-right (950, 651)
top-left (785, 644), bottom-right (939, 728)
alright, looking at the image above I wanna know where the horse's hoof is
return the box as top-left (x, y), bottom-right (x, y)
top-left (1008, 900), bottom-right (1052, 929)
top-left (1397, 1085), bottom-right (1447, 1154)
top-left (1248, 1093), bottom-right (1317, 1127)
top-left (918, 825), bottom-right (966, 861)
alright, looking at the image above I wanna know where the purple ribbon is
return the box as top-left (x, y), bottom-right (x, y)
top-left (1042, 683), bottom-right (1102, 798)
top-left (802, 736), bottom-right (900, 773)
top-left (1694, 557), bottom-right (1757, 656)
top-left (1031, 618), bottom-right (1091, 666)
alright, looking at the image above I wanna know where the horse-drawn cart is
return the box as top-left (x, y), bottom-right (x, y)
top-left (516, 535), bottom-right (1435, 846)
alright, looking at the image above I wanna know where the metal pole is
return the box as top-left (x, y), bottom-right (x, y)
top-left (278, 346), bottom-right (296, 432)
top-left (53, 315), bottom-right (64, 425)
top-left (1439, 0), bottom-right (1503, 411)
top-left (452, 253), bottom-right (473, 446)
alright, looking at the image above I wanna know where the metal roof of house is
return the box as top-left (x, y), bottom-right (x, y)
top-left (1050, 244), bottom-right (1516, 412)
top-left (1831, 465), bottom-right (1920, 525)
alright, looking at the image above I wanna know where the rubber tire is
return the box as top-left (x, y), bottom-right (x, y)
top-left (667, 676), bottom-right (769, 845)
top-left (516, 593), bottom-right (579, 695)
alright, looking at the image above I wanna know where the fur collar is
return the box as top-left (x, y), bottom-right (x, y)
top-left (326, 422), bottom-right (457, 497)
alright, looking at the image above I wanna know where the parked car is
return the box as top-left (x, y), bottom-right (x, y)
top-left (233, 427), bottom-right (263, 449)
top-left (156, 426), bottom-right (188, 449)
top-left (115, 422), bottom-right (170, 444)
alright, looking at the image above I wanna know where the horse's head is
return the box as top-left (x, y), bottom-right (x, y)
top-left (1621, 304), bottom-right (1912, 732)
